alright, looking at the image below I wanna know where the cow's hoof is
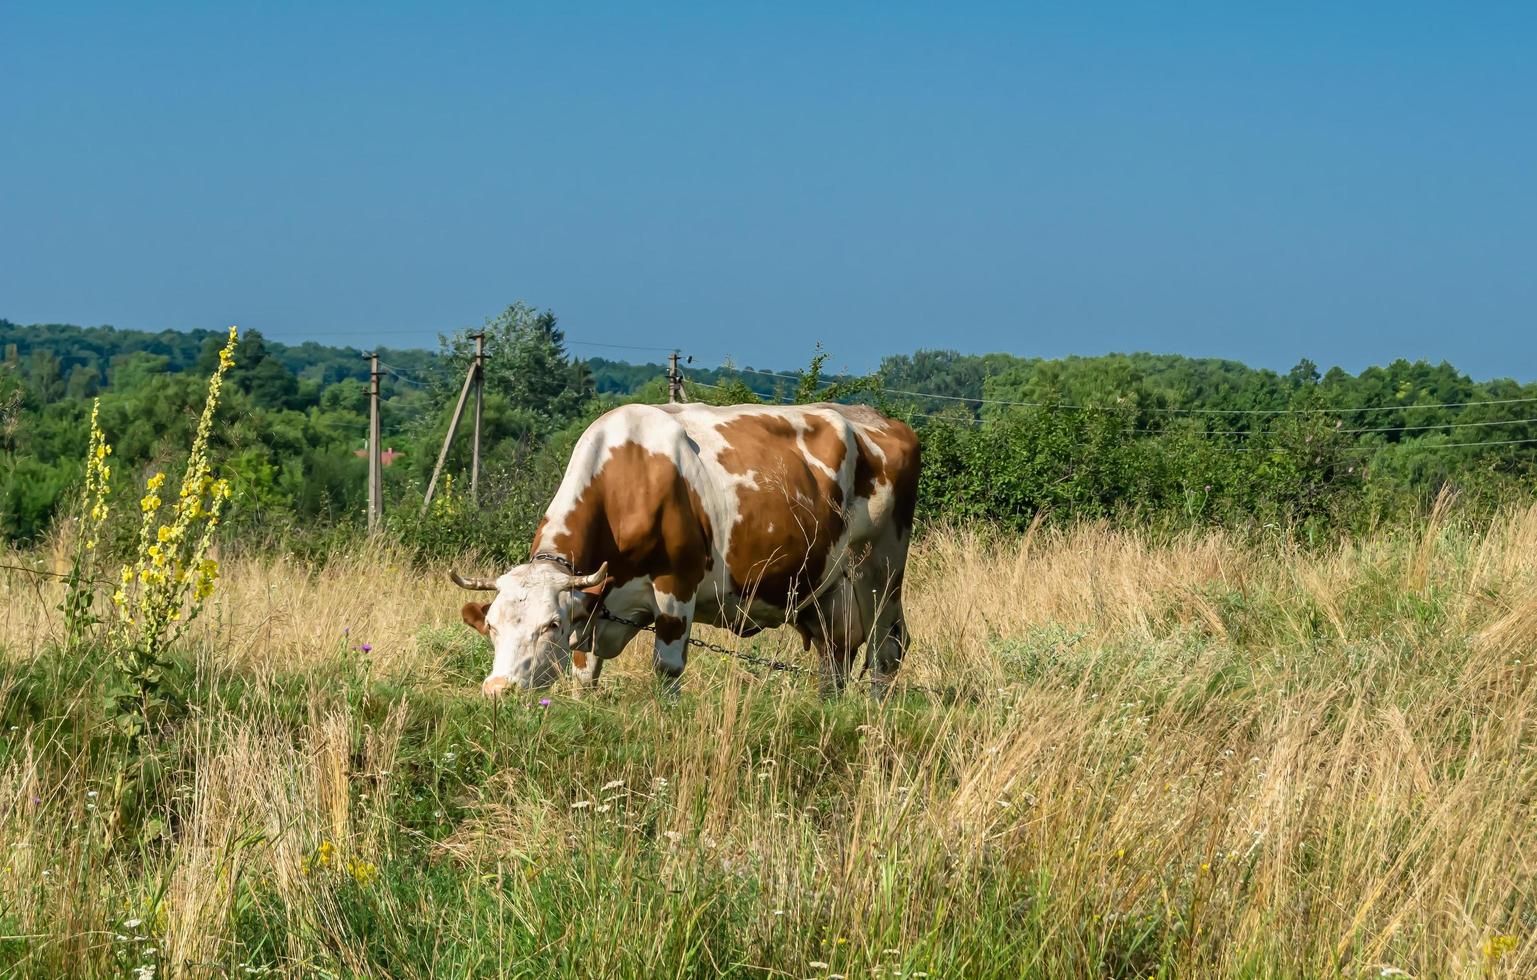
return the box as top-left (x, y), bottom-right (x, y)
top-left (482, 675), bottom-right (513, 697)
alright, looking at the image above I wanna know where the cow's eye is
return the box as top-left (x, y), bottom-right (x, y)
top-left (543, 619), bottom-right (560, 633)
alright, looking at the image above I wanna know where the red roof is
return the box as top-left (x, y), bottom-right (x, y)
top-left (354, 447), bottom-right (406, 467)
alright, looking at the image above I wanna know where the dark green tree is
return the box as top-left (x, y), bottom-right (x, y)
top-left (439, 302), bottom-right (592, 437)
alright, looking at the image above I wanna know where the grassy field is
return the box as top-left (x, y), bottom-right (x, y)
top-left (3, 507), bottom-right (1535, 978)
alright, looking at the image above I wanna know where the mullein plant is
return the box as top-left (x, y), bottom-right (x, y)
top-left (107, 326), bottom-right (239, 736)
top-left (59, 397), bottom-right (113, 648)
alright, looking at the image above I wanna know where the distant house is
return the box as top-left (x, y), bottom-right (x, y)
top-left (355, 447), bottom-right (406, 467)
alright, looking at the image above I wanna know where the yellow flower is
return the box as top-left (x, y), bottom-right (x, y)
top-left (219, 327), bottom-right (238, 369)
top-left (1486, 934), bottom-right (1518, 963)
top-left (347, 858), bottom-right (379, 887)
top-left (157, 526), bottom-right (172, 543)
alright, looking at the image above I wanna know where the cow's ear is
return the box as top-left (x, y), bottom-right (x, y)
top-left (579, 575), bottom-right (615, 598)
top-left (461, 602), bottom-right (491, 635)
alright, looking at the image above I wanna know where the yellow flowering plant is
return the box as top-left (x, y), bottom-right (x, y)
top-left (106, 326), bottom-right (239, 736)
top-left (60, 398), bottom-right (113, 648)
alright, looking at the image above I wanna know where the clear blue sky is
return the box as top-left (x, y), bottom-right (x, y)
top-left (2, 2), bottom-right (1534, 379)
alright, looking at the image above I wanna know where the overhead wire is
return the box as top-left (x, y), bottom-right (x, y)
top-left (714, 366), bottom-right (1537, 417)
top-left (378, 362), bottom-right (433, 387)
top-left (694, 375), bottom-right (1537, 453)
top-left (268, 336), bottom-right (1537, 455)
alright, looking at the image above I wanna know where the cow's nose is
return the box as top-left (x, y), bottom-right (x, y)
top-left (482, 675), bottom-right (512, 697)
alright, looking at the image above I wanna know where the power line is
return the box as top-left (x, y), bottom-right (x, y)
top-left (567, 340), bottom-right (681, 354)
top-left (273, 326), bottom-right (686, 355)
top-left (1111, 415), bottom-right (1537, 438)
top-left (903, 410), bottom-right (1537, 452)
top-left (380, 364), bottom-right (431, 388)
top-left (1341, 436), bottom-right (1537, 453)
top-left (712, 364), bottom-right (1537, 418)
top-left (880, 386), bottom-right (1537, 417)
top-left (1340, 415), bottom-right (1537, 435)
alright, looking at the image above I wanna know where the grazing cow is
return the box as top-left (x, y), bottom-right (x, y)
top-left (451, 401), bottom-right (920, 697)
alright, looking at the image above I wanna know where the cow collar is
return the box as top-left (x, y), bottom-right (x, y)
top-left (532, 552), bottom-right (578, 576)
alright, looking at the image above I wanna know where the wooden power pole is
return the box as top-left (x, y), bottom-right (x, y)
top-left (365, 351), bottom-right (383, 533)
top-left (422, 349), bottom-right (480, 516)
top-left (667, 351), bottom-right (683, 404)
top-left (471, 332), bottom-right (485, 505)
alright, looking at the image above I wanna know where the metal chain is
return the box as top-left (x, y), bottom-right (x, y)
top-left (594, 603), bottom-right (978, 699)
top-left (591, 599), bottom-right (978, 698)
top-left (596, 604), bottom-right (809, 675)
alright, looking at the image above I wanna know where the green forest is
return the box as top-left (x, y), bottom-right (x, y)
top-left (4, 304), bottom-right (1535, 557)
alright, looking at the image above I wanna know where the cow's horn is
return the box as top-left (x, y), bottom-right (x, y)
top-left (568, 561), bottom-right (609, 589)
top-left (450, 570), bottom-right (499, 591)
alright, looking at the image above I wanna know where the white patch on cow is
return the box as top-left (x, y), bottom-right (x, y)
top-left (651, 587), bottom-right (693, 676)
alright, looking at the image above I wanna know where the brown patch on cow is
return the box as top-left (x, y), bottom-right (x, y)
top-left (714, 413), bottom-right (851, 611)
top-left (853, 437), bottom-right (878, 500)
top-left (654, 614), bottom-right (687, 645)
top-left (461, 602), bottom-right (490, 635)
top-left (572, 649), bottom-right (588, 669)
top-left (851, 417), bottom-right (921, 533)
top-left (801, 413), bottom-right (848, 475)
top-left (533, 441), bottom-right (711, 603)
top-left (528, 516), bottom-right (549, 559)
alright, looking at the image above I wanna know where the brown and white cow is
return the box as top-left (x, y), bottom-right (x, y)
top-left (451, 401), bottom-right (920, 697)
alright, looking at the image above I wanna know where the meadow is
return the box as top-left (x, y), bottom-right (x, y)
top-left (3, 505), bottom-right (1535, 978)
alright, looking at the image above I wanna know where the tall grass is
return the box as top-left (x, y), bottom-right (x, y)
top-left (3, 508), bottom-right (1535, 977)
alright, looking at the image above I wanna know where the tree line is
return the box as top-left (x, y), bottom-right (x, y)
top-left (3, 306), bottom-right (1534, 554)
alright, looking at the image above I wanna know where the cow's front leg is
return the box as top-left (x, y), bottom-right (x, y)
top-left (570, 608), bottom-right (639, 690)
top-left (650, 578), bottom-right (696, 692)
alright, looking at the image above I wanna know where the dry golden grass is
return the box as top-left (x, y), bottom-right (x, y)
top-left (3, 508), bottom-right (1536, 977)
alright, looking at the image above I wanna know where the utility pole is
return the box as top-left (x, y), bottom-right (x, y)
top-left (422, 357), bottom-right (478, 515)
top-left (470, 332), bottom-right (485, 505)
top-left (667, 350), bottom-right (684, 404)
top-left (365, 352), bottom-right (383, 533)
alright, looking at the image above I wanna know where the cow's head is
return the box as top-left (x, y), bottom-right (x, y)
top-left (450, 561), bottom-right (609, 695)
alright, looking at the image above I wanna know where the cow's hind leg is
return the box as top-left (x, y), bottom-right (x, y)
top-left (812, 636), bottom-right (858, 697)
top-left (650, 578), bottom-right (695, 693)
top-left (866, 590), bottom-right (909, 701)
top-left (806, 575), bottom-right (874, 697)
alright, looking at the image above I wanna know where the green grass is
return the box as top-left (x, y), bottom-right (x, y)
top-left (3, 515), bottom-right (1537, 977)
